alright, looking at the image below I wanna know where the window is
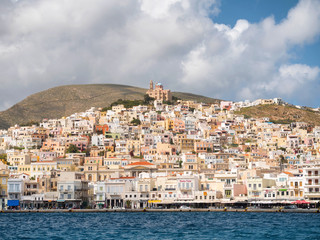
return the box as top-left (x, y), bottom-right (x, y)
top-left (68, 194), bottom-right (71, 199)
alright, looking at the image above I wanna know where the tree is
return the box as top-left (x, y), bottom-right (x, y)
top-left (0, 154), bottom-right (7, 165)
top-left (144, 94), bottom-right (154, 104)
top-left (125, 200), bottom-right (132, 209)
top-left (66, 144), bottom-right (80, 153)
top-left (129, 150), bottom-right (134, 157)
top-left (279, 155), bottom-right (287, 172)
top-left (172, 96), bottom-right (180, 102)
top-left (130, 118), bottom-right (141, 126)
top-left (163, 101), bottom-right (173, 105)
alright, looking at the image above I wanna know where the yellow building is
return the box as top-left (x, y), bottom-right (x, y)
top-left (127, 140), bottom-right (141, 156)
top-left (18, 164), bottom-right (31, 175)
top-left (0, 169), bottom-right (9, 209)
top-left (7, 151), bottom-right (31, 166)
top-left (31, 161), bottom-right (57, 179)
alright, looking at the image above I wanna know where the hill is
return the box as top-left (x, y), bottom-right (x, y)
top-left (234, 104), bottom-right (320, 126)
top-left (0, 84), bottom-right (220, 129)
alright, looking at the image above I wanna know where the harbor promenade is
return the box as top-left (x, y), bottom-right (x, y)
top-left (1, 208), bottom-right (319, 213)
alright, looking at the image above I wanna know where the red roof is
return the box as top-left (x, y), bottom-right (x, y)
top-left (127, 161), bottom-right (154, 166)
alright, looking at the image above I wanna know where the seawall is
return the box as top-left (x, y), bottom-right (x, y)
top-left (1, 208), bottom-right (319, 213)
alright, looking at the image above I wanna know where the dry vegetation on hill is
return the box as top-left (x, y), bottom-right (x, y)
top-left (234, 105), bottom-right (320, 126)
top-left (0, 84), bottom-right (220, 129)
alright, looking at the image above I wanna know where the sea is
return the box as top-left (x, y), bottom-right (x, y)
top-left (0, 212), bottom-right (319, 239)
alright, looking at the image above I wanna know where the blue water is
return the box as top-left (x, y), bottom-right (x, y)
top-left (0, 212), bottom-right (319, 239)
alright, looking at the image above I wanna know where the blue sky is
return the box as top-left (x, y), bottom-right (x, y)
top-left (215, 0), bottom-right (299, 25)
top-left (215, 0), bottom-right (320, 68)
top-left (0, 0), bottom-right (320, 109)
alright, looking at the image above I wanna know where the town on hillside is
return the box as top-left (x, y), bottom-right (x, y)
top-left (0, 81), bottom-right (319, 210)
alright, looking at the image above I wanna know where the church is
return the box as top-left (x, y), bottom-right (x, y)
top-left (146, 80), bottom-right (172, 102)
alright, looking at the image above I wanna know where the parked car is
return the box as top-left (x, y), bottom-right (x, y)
top-left (284, 205), bottom-right (298, 209)
top-left (179, 205), bottom-right (191, 209)
top-left (113, 206), bottom-right (125, 210)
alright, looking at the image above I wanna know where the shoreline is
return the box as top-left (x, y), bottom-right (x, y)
top-left (1, 208), bottom-right (319, 213)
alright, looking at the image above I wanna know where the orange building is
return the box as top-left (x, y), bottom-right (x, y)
top-left (95, 124), bottom-right (109, 134)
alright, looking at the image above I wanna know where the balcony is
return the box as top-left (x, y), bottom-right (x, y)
top-left (305, 183), bottom-right (319, 186)
top-left (306, 175), bottom-right (320, 179)
top-left (108, 192), bottom-right (122, 196)
top-left (165, 188), bottom-right (176, 191)
top-left (139, 189), bottom-right (149, 193)
top-left (179, 187), bottom-right (192, 191)
top-left (59, 188), bottom-right (73, 193)
top-left (305, 192), bottom-right (320, 197)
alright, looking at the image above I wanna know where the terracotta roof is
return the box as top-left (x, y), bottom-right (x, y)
top-left (127, 161), bottom-right (154, 166)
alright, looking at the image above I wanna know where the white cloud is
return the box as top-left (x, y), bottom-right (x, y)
top-left (0, 0), bottom-right (319, 110)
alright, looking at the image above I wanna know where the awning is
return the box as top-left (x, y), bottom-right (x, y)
top-left (291, 200), bottom-right (310, 204)
top-left (7, 200), bottom-right (19, 207)
top-left (148, 200), bottom-right (162, 203)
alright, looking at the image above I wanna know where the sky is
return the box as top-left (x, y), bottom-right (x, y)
top-left (0, 0), bottom-right (320, 110)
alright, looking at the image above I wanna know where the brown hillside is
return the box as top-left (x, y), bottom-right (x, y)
top-left (0, 84), bottom-right (220, 129)
top-left (234, 105), bottom-right (320, 126)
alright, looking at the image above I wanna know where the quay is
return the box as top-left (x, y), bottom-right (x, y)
top-left (1, 208), bottom-right (319, 213)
